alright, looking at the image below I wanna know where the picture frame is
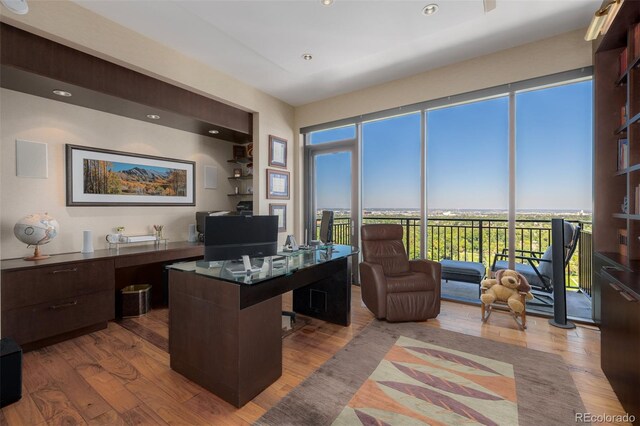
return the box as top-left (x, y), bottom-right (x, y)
top-left (269, 135), bottom-right (287, 168)
top-left (269, 203), bottom-right (287, 232)
top-left (66, 144), bottom-right (195, 206)
top-left (267, 169), bottom-right (290, 199)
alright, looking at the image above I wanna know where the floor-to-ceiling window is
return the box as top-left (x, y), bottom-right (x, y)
top-left (362, 113), bottom-right (422, 258)
top-left (427, 97), bottom-right (509, 277)
top-left (302, 69), bottom-right (594, 320)
top-left (515, 80), bottom-right (593, 317)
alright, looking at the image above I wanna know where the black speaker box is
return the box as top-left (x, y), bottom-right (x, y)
top-left (1, 337), bottom-right (23, 408)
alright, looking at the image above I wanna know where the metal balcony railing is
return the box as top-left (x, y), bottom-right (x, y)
top-left (317, 216), bottom-right (592, 296)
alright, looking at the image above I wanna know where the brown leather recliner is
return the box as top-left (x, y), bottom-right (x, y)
top-left (359, 224), bottom-right (441, 322)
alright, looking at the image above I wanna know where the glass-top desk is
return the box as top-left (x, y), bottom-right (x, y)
top-left (167, 244), bottom-right (356, 285)
top-left (166, 244), bottom-right (358, 407)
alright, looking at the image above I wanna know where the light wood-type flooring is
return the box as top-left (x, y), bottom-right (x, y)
top-left (0, 287), bottom-right (629, 425)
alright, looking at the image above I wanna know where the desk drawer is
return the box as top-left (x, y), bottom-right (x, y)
top-left (1, 259), bottom-right (114, 310)
top-left (1, 290), bottom-right (114, 346)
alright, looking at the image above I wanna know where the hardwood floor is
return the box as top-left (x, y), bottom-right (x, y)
top-left (0, 286), bottom-right (628, 425)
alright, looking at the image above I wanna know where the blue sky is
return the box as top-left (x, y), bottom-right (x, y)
top-left (312, 80), bottom-right (593, 212)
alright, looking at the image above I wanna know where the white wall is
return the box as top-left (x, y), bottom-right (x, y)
top-left (1, 89), bottom-right (237, 258)
top-left (0, 1), bottom-right (296, 258)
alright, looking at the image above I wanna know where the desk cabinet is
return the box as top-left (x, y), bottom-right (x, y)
top-left (1, 259), bottom-right (114, 350)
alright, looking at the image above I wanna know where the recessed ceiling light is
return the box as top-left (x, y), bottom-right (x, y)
top-left (422, 3), bottom-right (439, 15)
top-left (146, 114), bottom-right (160, 120)
top-left (302, 53), bottom-right (313, 61)
top-left (208, 130), bottom-right (220, 134)
top-left (321, 0), bottom-right (333, 5)
top-left (52, 90), bottom-right (72, 97)
top-left (0, 0), bottom-right (29, 15)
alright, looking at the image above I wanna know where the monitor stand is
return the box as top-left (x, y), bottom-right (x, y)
top-left (242, 255), bottom-right (261, 274)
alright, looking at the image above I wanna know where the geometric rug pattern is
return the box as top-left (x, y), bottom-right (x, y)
top-left (332, 336), bottom-right (518, 425)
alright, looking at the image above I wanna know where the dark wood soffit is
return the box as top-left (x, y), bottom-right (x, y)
top-left (0, 23), bottom-right (253, 144)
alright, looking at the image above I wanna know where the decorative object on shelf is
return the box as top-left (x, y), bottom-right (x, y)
top-left (618, 228), bottom-right (628, 256)
top-left (13, 212), bottom-right (59, 260)
top-left (233, 145), bottom-right (246, 160)
top-left (246, 164), bottom-right (254, 176)
top-left (247, 186), bottom-right (253, 194)
top-left (267, 169), bottom-right (290, 199)
top-left (105, 233), bottom-right (122, 244)
top-left (617, 138), bottom-right (628, 170)
top-left (153, 224), bottom-right (164, 239)
top-left (234, 186), bottom-right (239, 195)
top-left (621, 195), bottom-right (629, 214)
top-left (233, 168), bottom-right (242, 178)
top-left (269, 135), bottom-right (287, 168)
top-left (270, 203), bottom-right (287, 232)
top-left (81, 230), bottom-right (94, 253)
top-left (247, 143), bottom-right (254, 158)
top-left (66, 144), bottom-right (195, 206)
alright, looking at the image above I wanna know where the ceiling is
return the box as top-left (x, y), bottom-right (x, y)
top-left (72, 0), bottom-right (600, 106)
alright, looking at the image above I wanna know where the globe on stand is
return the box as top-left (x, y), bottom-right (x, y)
top-left (13, 212), bottom-right (60, 261)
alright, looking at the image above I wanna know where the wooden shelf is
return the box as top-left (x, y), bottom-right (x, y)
top-left (613, 213), bottom-right (640, 220)
top-left (228, 176), bottom-right (253, 180)
top-left (615, 54), bottom-right (640, 85)
top-left (227, 193), bottom-right (253, 197)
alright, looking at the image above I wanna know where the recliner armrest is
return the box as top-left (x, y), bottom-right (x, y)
top-left (409, 259), bottom-right (442, 280)
top-left (359, 262), bottom-right (387, 319)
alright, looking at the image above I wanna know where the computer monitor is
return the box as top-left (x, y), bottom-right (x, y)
top-left (319, 210), bottom-right (334, 244)
top-left (204, 215), bottom-right (278, 273)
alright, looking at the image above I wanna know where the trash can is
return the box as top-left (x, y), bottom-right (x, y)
top-left (121, 284), bottom-right (151, 318)
top-left (1, 337), bottom-right (22, 408)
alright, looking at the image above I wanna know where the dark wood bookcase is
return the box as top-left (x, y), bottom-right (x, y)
top-left (593, 2), bottom-right (640, 421)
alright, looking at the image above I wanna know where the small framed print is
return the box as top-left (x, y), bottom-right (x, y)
top-left (233, 168), bottom-right (242, 177)
top-left (267, 169), bottom-right (289, 199)
top-left (270, 203), bottom-right (287, 232)
top-left (269, 135), bottom-right (287, 168)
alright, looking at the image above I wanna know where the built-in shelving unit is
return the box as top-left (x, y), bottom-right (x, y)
top-left (593, 2), bottom-right (640, 419)
top-left (227, 149), bottom-right (253, 198)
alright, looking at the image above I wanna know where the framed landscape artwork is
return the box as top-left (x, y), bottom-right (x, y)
top-left (269, 203), bottom-right (287, 232)
top-left (268, 135), bottom-right (287, 168)
top-left (66, 144), bottom-right (195, 206)
top-left (267, 169), bottom-right (290, 199)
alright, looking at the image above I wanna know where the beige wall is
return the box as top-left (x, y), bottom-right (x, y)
top-left (292, 28), bottom-right (592, 237)
top-left (0, 1), bottom-right (296, 258)
top-left (1, 89), bottom-right (237, 258)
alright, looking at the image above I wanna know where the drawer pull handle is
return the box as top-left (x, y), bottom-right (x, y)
top-left (50, 300), bottom-right (78, 310)
top-left (620, 292), bottom-right (638, 302)
top-left (609, 283), bottom-right (623, 291)
top-left (602, 266), bottom-right (623, 272)
top-left (52, 268), bottom-right (78, 274)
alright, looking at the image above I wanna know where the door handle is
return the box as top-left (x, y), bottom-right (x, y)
top-left (52, 267), bottom-right (78, 274)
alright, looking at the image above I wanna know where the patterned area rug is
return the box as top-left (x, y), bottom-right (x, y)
top-left (257, 321), bottom-right (588, 426)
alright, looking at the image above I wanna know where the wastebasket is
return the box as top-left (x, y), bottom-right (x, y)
top-left (121, 284), bottom-right (151, 318)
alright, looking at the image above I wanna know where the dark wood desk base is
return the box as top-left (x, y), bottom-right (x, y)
top-left (168, 256), bottom-right (352, 407)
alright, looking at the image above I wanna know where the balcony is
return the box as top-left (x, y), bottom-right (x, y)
top-left (321, 215), bottom-right (593, 321)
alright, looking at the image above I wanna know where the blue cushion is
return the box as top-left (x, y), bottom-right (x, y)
top-left (440, 260), bottom-right (486, 277)
top-left (493, 260), bottom-right (550, 289)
